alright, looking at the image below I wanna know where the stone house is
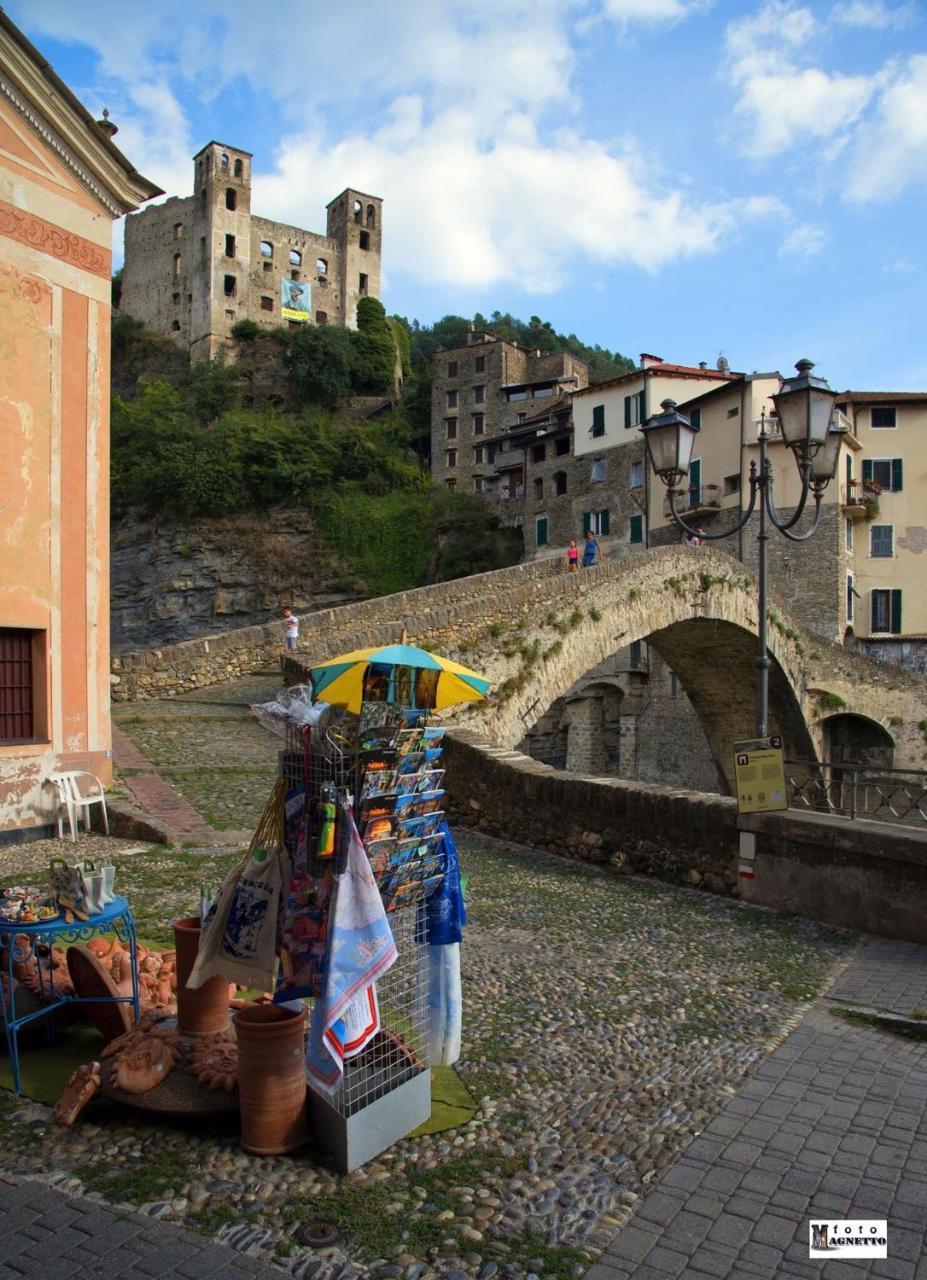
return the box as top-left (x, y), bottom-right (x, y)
top-left (120, 141), bottom-right (382, 362)
top-left (0, 13), bottom-right (160, 841)
top-left (430, 328), bottom-right (588, 495)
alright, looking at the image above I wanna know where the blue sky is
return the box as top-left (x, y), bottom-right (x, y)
top-left (10, 0), bottom-right (927, 389)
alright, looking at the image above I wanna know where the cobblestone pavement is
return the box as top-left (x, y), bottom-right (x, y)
top-left (825, 938), bottom-right (927, 1019)
top-left (586, 937), bottom-right (927, 1280)
top-left (0, 1175), bottom-right (286, 1278)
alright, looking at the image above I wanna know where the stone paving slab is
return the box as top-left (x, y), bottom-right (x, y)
top-left (825, 938), bottom-right (927, 1018)
top-left (0, 1175), bottom-right (287, 1278)
top-left (586, 940), bottom-right (927, 1280)
top-left (112, 726), bottom-right (217, 839)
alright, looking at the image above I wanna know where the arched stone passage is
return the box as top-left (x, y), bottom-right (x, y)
top-left (823, 713), bottom-right (895, 768)
top-left (646, 619), bottom-right (816, 792)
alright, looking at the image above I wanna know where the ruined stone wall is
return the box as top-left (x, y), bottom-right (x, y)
top-left (121, 196), bottom-right (196, 348)
top-left (249, 216), bottom-right (342, 330)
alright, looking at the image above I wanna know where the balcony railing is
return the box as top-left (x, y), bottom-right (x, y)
top-left (663, 484), bottom-right (722, 519)
top-left (841, 479), bottom-right (881, 511)
top-left (484, 484), bottom-right (525, 503)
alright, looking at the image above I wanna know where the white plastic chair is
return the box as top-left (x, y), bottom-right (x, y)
top-left (48, 771), bottom-right (109, 841)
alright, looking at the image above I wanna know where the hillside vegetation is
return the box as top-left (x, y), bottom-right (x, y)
top-left (111, 306), bottom-right (631, 597)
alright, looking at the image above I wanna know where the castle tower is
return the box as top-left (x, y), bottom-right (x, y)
top-left (190, 142), bottom-right (253, 360)
top-left (326, 188), bottom-right (383, 329)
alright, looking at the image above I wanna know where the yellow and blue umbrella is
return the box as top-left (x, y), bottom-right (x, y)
top-left (310, 643), bottom-right (491, 715)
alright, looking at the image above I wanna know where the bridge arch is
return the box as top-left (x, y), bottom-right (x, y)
top-left (113, 546), bottom-right (927, 780)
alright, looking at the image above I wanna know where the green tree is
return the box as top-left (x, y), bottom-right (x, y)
top-left (354, 296), bottom-right (398, 394)
top-left (284, 325), bottom-right (356, 409)
top-left (185, 360), bottom-right (241, 425)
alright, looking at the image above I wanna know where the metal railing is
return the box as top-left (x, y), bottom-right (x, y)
top-left (840, 480), bottom-right (881, 506)
top-left (786, 759), bottom-right (927, 828)
top-left (663, 484), bottom-right (721, 518)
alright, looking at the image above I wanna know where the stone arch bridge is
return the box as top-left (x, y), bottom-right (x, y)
top-left (112, 546), bottom-right (927, 792)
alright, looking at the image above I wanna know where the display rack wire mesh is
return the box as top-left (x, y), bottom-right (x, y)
top-left (280, 717), bottom-right (435, 1120)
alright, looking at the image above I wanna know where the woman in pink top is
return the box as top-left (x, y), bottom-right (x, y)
top-left (567, 539), bottom-right (579, 572)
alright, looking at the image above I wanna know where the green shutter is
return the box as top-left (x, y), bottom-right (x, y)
top-left (600, 509), bottom-right (610, 535)
top-left (862, 458), bottom-right (873, 483)
top-left (624, 396), bottom-right (631, 428)
top-left (891, 458), bottom-right (903, 491)
top-left (629, 515), bottom-right (643, 544)
top-left (592, 404), bottom-right (605, 434)
top-left (583, 511), bottom-right (591, 535)
top-left (536, 517), bottom-right (548, 548)
top-left (891, 589), bottom-right (903, 634)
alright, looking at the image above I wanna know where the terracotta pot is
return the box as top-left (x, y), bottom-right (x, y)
top-left (234, 1004), bottom-right (308, 1155)
top-left (173, 916), bottom-right (230, 1037)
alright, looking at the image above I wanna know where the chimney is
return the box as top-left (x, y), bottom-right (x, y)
top-left (699, 361), bottom-right (707, 370)
top-left (639, 353), bottom-right (663, 369)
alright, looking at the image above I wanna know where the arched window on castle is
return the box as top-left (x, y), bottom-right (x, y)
top-left (233, 158), bottom-right (243, 178)
top-left (173, 253), bottom-right (182, 277)
top-left (289, 248), bottom-right (302, 267)
top-left (220, 153), bottom-right (229, 172)
top-left (260, 241), bottom-right (273, 258)
top-left (353, 200), bottom-right (363, 224)
top-left (366, 204), bottom-right (376, 229)
top-left (225, 187), bottom-right (237, 211)
top-left (316, 258), bottom-right (327, 276)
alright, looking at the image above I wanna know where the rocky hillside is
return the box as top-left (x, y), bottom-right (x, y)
top-left (111, 508), bottom-right (366, 651)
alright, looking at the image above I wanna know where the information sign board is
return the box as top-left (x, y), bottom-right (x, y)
top-left (732, 735), bottom-right (787, 814)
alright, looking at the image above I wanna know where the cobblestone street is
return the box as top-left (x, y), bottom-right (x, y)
top-left (0, 676), bottom-right (923, 1280)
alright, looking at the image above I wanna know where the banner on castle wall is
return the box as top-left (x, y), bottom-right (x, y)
top-left (280, 278), bottom-right (310, 322)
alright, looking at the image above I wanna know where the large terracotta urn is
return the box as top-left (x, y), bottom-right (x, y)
top-left (173, 916), bottom-right (230, 1037)
top-left (234, 1004), bottom-right (308, 1155)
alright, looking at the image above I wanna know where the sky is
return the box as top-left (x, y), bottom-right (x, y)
top-left (10, 0), bottom-right (927, 389)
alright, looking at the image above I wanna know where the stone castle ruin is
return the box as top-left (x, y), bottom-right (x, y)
top-left (119, 141), bottom-right (382, 361)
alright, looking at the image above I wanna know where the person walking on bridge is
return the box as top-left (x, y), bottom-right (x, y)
top-left (582, 529), bottom-right (601, 568)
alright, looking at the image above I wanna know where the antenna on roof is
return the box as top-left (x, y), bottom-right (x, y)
top-left (717, 352), bottom-right (729, 374)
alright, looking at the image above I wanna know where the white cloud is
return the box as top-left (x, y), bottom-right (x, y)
top-left (778, 222), bottom-right (828, 259)
top-left (831, 0), bottom-right (916, 29)
top-left (598, 0), bottom-right (710, 23)
top-left (255, 114), bottom-right (786, 291)
top-left (725, 2), bottom-right (880, 157)
top-left (845, 53), bottom-right (927, 198)
top-left (18, 0), bottom-right (783, 287)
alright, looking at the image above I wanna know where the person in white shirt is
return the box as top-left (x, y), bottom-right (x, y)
top-left (282, 607), bottom-right (299, 650)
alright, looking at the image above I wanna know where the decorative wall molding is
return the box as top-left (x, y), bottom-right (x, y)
top-left (0, 197), bottom-right (110, 279)
top-left (0, 73), bottom-right (123, 217)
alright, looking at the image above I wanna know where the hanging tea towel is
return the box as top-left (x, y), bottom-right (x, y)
top-left (424, 822), bottom-right (467, 1066)
top-left (307, 807), bottom-right (397, 1096)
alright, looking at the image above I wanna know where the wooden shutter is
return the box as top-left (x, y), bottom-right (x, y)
top-left (891, 458), bottom-right (903, 491)
top-left (630, 515), bottom-right (643, 544)
top-left (0, 629), bottom-right (34, 742)
top-left (583, 511), bottom-right (591, 535)
top-left (600, 509), bottom-right (610, 535)
top-left (537, 517), bottom-right (548, 547)
top-left (891, 589), bottom-right (903, 634)
top-left (862, 459), bottom-right (873, 483)
top-left (624, 396), bottom-right (631, 428)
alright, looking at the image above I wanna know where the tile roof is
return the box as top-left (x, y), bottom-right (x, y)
top-left (572, 364), bottom-right (741, 396)
top-left (838, 391), bottom-right (927, 402)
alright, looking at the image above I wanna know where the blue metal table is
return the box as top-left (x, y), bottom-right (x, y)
top-left (0, 895), bottom-right (139, 1096)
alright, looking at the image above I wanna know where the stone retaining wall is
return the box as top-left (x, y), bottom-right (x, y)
top-left (444, 729), bottom-right (927, 942)
top-left (443, 729), bottom-right (740, 892)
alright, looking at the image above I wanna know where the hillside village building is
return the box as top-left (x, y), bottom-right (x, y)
top-left (0, 13), bottom-right (159, 841)
top-left (430, 329), bottom-right (588, 495)
top-left (120, 142), bottom-right (382, 361)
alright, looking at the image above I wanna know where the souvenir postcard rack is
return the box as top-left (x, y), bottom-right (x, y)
top-left (280, 710), bottom-right (448, 1171)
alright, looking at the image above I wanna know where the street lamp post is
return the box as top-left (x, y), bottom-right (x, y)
top-left (640, 360), bottom-right (844, 738)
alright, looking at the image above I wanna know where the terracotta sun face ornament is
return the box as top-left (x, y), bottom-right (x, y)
top-left (188, 1032), bottom-right (238, 1092)
top-left (55, 1061), bottom-right (102, 1126)
top-left (113, 1035), bottom-right (178, 1094)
